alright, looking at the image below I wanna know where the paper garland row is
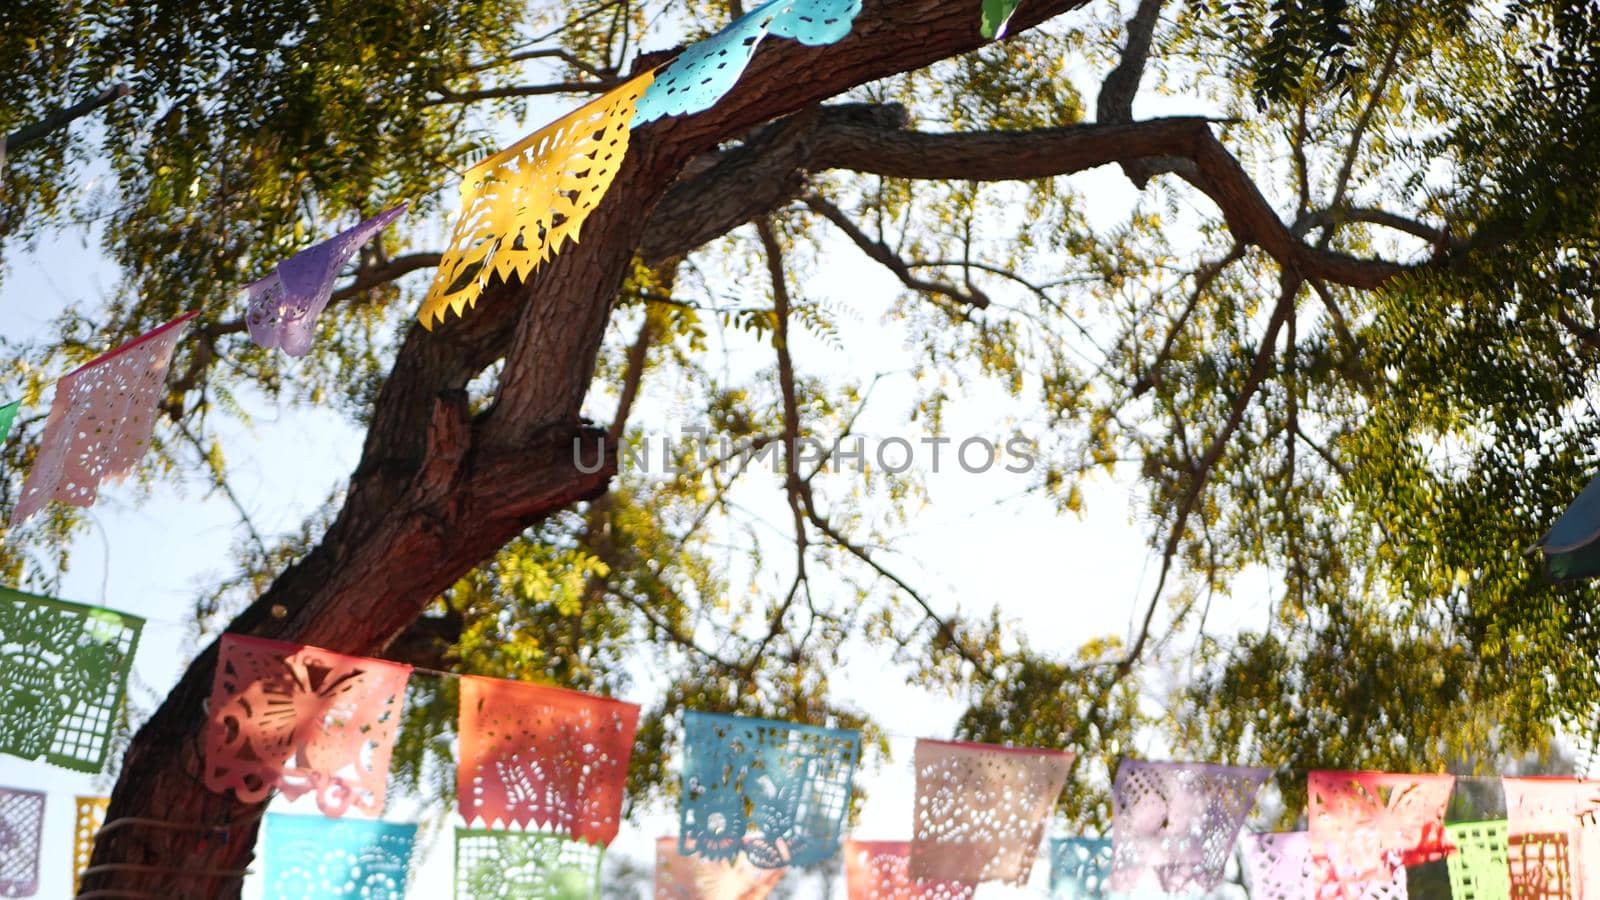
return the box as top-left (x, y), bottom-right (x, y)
top-left (1, 2), bottom-right (861, 525)
top-left (1, 600), bottom-right (1590, 898)
top-left (0, 0), bottom-right (1068, 526)
top-left (19, 784), bottom-right (1600, 900)
top-left (202, 633), bottom-right (640, 838)
top-left (185, 633), bottom-right (1514, 896)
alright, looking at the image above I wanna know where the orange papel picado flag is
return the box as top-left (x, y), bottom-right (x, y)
top-left (420, 71), bottom-right (655, 329)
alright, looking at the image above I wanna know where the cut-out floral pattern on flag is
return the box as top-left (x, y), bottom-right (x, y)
top-left (634, 0), bottom-right (862, 125)
top-left (454, 829), bottom-right (603, 900)
top-left (264, 814), bottom-right (416, 900)
top-left (844, 841), bottom-right (976, 900)
top-left (421, 72), bottom-right (654, 329)
top-left (1503, 777), bottom-right (1600, 900)
top-left (0, 586), bottom-right (143, 772)
top-left (458, 676), bottom-right (639, 843)
top-left (204, 634), bottom-right (412, 817)
top-left (1050, 837), bottom-right (1113, 900)
top-left (1109, 760), bottom-right (1270, 894)
top-left (909, 739), bottom-right (1074, 885)
top-left (1445, 820), bottom-right (1509, 900)
top-left (0, 788), bottom-right (43, 899)
top-left (1244, 832), bottom-right (1313, 900)
top-left (72, 796), bottom-right (109, 894)
top-left (0, 401), bottom-right (17, 449)
top-left (680, 711), bottom-right (860, 868)
top-left (981, 0), bottom-right (1024, 38)
top-left (769, 0), bottom-right (862, 44)
top-left (634, 2), bottom-right (781, 125)
top-left (1308, 771), bottom-right (1455, 896)
top-left (656, 836), bottom-right (784, 900)
top-left (245, 204), bottom-right (407, 357)
top-left (1244, 831), bottom-right (1409, 900)
top-left (13, 311), bottom-right (195, 524)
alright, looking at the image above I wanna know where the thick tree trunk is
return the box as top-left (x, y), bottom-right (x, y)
top-left (80, 1), bottom-right (1092, 895)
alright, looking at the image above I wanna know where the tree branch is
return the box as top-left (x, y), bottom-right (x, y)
top-left (422, 81), bottom-right (621, 106)
top-left (5, 83), bottom-right (131, 153)
top-left (803, 194), bottom-right (990, 308)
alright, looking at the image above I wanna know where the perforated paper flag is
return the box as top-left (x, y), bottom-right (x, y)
top-left (421, 73), bottom-right (653, 329)
top-left (455, 829), bottom-right (602, 900)
top-left (0, 788), bottom-right (44, 898)
top-left (13, 311), bottom-right (195, 524)
top-left (680, 711), bottom-right (860, 868)
top-left (1503, 776), bottom-right (1600, 900)
top-left (203, 634), bottom-right (412, 817)
top-left (634, 0), bottom-right (862, 125)
top-left (1445, 820), bottom-right (1509, 900)
top-left (909, 739), bottom-right (1073, 885)
top-left (264, 814), bottom-right (416, 900)
top-left (1307, 771), bottom-right (1455, 895)
top-left (656, 836), bottom-right (784, 900)
top-left (769, 0), bottom-right (862, 44)
top-left (72, 796), bottom-right (109, 894)
top-left (0, 586), bottom-right (143, 772)
top-left (245, 204), bottom-right (406, 356)
top-left (458, 676), bottom-right (639, 842)
top-left (1244, 832), bottom-right (1313, 900)
top-left (0, 401), bottom-right (17, 449)
top-left (1109, 760), bottom-right (1269, 894)
top-left (1050, 837), bottom-right (1114, 899)
top-left (1245, 830), bottom-right (1409, 900)
top-left (981, 0), bottom-right (1024, 38)
top-left (634, 3), bottom-right (781, 125)
top-left (844, 841), bottom-right (976, 900)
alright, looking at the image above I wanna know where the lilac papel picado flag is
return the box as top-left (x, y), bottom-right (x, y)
top-left (244, 204), bottom-right (406, 356)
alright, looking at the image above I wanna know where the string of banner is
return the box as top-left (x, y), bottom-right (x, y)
top-left (0, 2), bottom-right (1592, 899)
top-left (3, 585), bottom-right (1595, 900)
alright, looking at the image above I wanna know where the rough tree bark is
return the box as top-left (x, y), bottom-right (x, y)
top-left (80, 1), bottom-right (1100, 895)
top-left (80, 0), bottom-right (1454, 890)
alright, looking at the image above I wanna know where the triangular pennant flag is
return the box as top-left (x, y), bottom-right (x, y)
top-left (0, 586), bottom-right (143, 772)
top-left (0, 788), bottom-right (44, 898)
top-left (0, 400), bottom-right (17, 449)
top-left (263, 814), bottom-right (416, 900)
top-left (420, 72), bottom-right (654, 329)
top-left (73, 796), bottom-right (109, 894)
top-left (1445, 820), bottom-right (1510, 900)
top-left (655, 836), bottom-right (784, 900)
top-left (457, 675), bottom-right (639, 843)
top-left (1049, 837), bottom-right (1113, 899)
top-left (845, 840), bottom-right (975, 900)
top-left (634, 0), bottom-right (861, 126)
top-left (1109, 760), bottom-right (1270, 894)
top-left (454, 829), bottom-right (603, 900)
top-left (980, 0), bottom-right (1024, 39)
top-left (203, 634), bottom-right (412, 817)
top-left (13, 310), bottom-right (196, 524)
top-left (245, 204), bottom-right (407, 356)
top-left (680, 711), bottom-right (860, 868)
top-left (909, 739), bottom-right (1073, 885)
top-left (1307, 771), bottom-right (1455, 895)
top-left (1502, 776), bottom-right (1600, 900)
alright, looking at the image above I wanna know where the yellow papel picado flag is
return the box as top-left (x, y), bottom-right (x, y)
top-left (419, 70), bottom-right (655, 329)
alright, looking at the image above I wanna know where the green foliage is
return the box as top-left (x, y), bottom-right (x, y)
top-left (7, 0), bottom-right (1600, 834)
